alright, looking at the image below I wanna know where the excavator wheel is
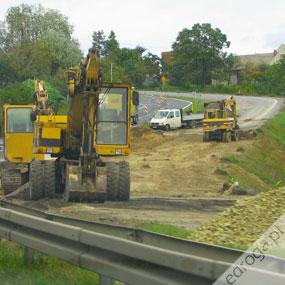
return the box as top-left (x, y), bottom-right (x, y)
top-left (222, 131), bottom-right (231, 143)
top-left (106, 162), bottom-right (119, 201)
top-left (203, 132), bottom-right (210, 142)
top-left (1, 168), bottom-right (23, 194)
top-left (29, 160), bottom-right (45, 200)
top-left (232, 129), bottom-right (240, 141)
top-left (117, 161), bottom-right (130, 201)
top-left (43, 160), bottom-right (57, 198)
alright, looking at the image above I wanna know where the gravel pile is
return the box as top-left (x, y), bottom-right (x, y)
top-left (191, 188), bottom-right (285, 249)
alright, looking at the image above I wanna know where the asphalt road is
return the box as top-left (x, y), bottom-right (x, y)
top-left (138, 94), bottom-right (192, 124)
top-left (139, 91), bottom-right (284, 129)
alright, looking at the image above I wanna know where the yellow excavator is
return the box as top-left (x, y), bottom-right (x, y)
top-left (0, 80), bottom-right (64, 195)
top-left (1, 48), bottom-right (132, 202)
top-left (203, 96), bottom-right (240, 142)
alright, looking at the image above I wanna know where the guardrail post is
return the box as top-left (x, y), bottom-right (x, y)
top-left (23, 246), bottom-right (34, 265)
top-left (99, 274), bottom-right (113, 285)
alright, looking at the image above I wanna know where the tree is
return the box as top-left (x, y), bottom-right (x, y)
top-left (0, 4), bottom-right (82, 91)
top-left (170, 23), bottom-right (230, 87)
top-left (262, 58), bottom-right (285, 95)
top-left (116, 46), bottom-right (148, 87)
top-left (92, 30), bottom-right (106, 56)
top-left (1, 4), bottom-right (73, 50)
top-left (41, 31), bottom-right (83, 74)
top-left (105, 30), bottom-right (119, 56)
top-left (143, 52), bottom-right (162, 84)
top-left (0, 53), bottom-right (19, 87)
top-left (9, 41), bottom-right (52, 81)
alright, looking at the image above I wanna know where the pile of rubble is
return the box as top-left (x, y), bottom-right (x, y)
top-left (190, 188), bottom-right (285, 249)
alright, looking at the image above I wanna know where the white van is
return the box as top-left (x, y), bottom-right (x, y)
top-left (150, 109), bottom-right (203, 131)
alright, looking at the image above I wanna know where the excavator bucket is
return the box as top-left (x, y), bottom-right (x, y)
top-left (64, 163), bottom-right (107, 202)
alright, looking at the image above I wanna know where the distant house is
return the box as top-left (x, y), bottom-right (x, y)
top-left (231, 44), bottom-right (285, 84)
top-left (161, 45), bottom-right (285, 85)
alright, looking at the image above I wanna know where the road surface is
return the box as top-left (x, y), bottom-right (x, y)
top-left (139, 91), bottom-right (284, 129)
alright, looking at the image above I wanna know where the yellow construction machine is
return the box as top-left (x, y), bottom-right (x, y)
top-left (1, 80), bottom-right (67, 196)
top-left (203, 96), bottom-right (240, 142)
top-left (1, 48), bottom-right (132, 202)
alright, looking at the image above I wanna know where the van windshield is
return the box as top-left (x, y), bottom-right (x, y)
top-left (154, 111), bottom-right (169, 119)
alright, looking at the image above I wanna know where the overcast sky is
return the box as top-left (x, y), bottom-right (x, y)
top-left (1, 0), bottom-right (285, 56)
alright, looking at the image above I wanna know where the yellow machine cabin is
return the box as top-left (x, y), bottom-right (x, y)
top-left (203, 96), bottom-right (239, 142)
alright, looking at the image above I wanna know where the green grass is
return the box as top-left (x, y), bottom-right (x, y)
top-left (223, 110), bottom-right (285, 192)
top-left (0, 240), bottom-right (98, 285)
top-left (168, 95), bottom-right (207, 113)
top-left (141, 222), bottom-right (192, 239)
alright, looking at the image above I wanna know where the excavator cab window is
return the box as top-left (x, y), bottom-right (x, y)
top-left (206, 111), bottom-right (216, 119)
top-left (7, 108), bottom-right (33, 133)
top-left (217, 110), bottom-right (225, 118)
top-left (96, 87), bottom-right (128, 145)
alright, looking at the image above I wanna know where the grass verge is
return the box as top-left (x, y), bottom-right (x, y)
top-left (141, 222), bottom-right (192, 240)
top-left (223, 110), bottom-right (285, 192)
top-left (0, 240), bottom-right (98, 285)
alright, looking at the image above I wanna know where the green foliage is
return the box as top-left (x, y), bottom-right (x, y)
top-left (92, 30), bottom-right (161, 87)
top-left (9, 42), bottom-right (52, 81)
top-left (170, 23), bottom-right (231, 87)
top-left (41, 31), bottom-right (83, 74)
top-left (0, 53), bottom-right (19, 87)
top-left (0, 4), bottom-right (82, 90)
top-left (1, 4), bottom-right (73, 49)
top-left (0, 240), bottom-right (99, 285)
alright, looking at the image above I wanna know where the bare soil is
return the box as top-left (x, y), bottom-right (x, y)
top-left (128, 128), bottom-right (252, 198)
top-left (15, 128), bottom-right (254, 230)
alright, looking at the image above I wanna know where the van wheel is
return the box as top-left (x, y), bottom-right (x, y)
top-left (165, 124), bottom-right (170, 131)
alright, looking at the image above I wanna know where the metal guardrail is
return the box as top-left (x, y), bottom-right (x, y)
top-left (0, 200), bottom-right (285, 285)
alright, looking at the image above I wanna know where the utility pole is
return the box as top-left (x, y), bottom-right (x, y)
top-left (110, 63), bottom-right (113, 82)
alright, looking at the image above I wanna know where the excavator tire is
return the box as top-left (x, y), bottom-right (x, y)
top-left (117, 161), bottom-right (130, 201)
top-left (106, 162), bottom-right (119, 201)
top-left (222, 131), bottom-right (231, 142)
top-left (44, 160), bottom-right (56, 198)
top-left (203, 132), bottom-right (210, 142)
top-left (1, 169), bottom-right (22, 194)
top-left (29, 160), bottom-right (45, 200)
top-left (232, 129), bottom-right (240, 141)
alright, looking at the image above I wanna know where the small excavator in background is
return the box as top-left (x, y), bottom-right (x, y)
top-left (1, 48), bottom-right (133, 202)
top-left (1, 80), bottom-right (67, 196)
top-left (203, 96), bottom-right (240, 142)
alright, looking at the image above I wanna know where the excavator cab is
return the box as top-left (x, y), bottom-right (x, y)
top-left (95, 83), bottom-right (131, 155)
top-left (1, 104), bottom-right (44, 194)
top-left (3, 105), bottom-right (34, 163)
